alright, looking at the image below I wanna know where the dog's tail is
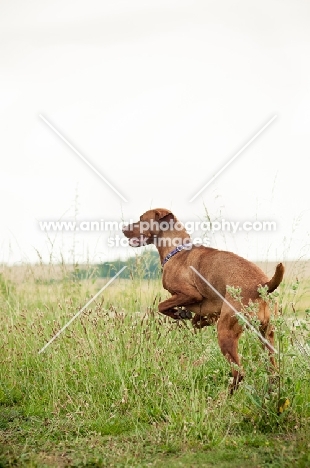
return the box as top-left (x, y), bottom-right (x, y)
top-left (265, 263), bottom-right (285, 293)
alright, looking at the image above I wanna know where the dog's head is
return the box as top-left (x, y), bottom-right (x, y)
top-left (122, 208), bottom-right (176, 247)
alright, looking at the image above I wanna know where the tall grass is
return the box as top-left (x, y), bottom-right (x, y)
top-left (0, 258), bottom-right (310, 467)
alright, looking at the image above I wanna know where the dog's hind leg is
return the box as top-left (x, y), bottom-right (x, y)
top-left (217, 304), bottom-right (244, 394)
top-left (259, 322), bottom-right (276, 368)
top-left (257, 300), bottom-right (278, 370)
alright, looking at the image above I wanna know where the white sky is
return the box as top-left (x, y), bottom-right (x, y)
top-left (1, 0), bottom-right (310, 265)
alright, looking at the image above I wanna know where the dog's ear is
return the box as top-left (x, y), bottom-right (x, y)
top-left (154, 209), bottom-right (173, 221)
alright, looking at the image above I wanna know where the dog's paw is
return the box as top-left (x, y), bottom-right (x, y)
top-left (175, 308), bottom-right (192, 320)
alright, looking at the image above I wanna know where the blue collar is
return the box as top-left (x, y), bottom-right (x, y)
top-left (162, 244), bottom-right (192, 267)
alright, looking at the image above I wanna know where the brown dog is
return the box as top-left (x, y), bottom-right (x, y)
top-left (122, 208), bottom-right (284, 392)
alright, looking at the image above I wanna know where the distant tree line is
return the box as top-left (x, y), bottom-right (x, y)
top-left (72, 250), bottom-right (161, 280)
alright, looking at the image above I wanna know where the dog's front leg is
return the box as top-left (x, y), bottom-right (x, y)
top-left (158, 289), bottom-right (203, 320)
top-left (192, 313), bottom-right (219, 328)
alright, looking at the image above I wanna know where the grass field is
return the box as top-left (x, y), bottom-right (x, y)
top-left (0, 260), bottom-right (310, 467)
